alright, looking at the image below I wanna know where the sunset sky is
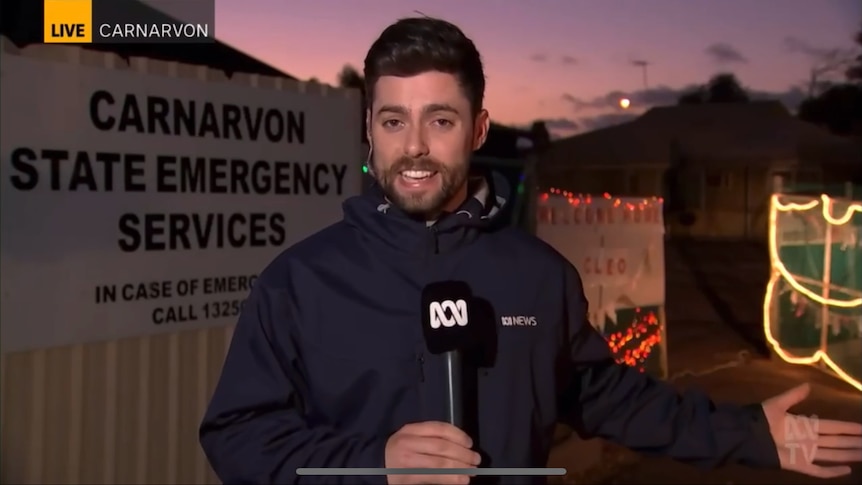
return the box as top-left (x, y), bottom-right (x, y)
top-left (205, 0), bottom-right (860, 136)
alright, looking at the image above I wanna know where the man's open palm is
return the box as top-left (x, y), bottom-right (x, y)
top-left (762, 383), bottom-right (862, 478)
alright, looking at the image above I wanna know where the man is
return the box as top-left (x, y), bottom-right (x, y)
top-left (199, 16), bottom-right (862, 485)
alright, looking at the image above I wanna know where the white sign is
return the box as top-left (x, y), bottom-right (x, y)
top-left (536, 194), bottom-right (665, 330)
top-left (0, 54), bottom-right (362, 353)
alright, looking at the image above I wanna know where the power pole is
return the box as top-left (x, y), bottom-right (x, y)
top-left (632, 59), bottom-right (650, 89)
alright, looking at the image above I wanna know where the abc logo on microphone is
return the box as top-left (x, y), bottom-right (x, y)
top-left (421, 281), bottom-right (476, 354)
top-left (429, 299), bottom-right (468, 329)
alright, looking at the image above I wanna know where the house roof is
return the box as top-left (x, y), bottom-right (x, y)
top-left (0, 0), bottom-right (295, 79)
top-left (541, 118), bottom-right (669, 167)
top-left (543, 100), bottom-right (858, 168)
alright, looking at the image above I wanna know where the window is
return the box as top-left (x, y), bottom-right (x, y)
top-left (705, 169), bottom-right (733, 190)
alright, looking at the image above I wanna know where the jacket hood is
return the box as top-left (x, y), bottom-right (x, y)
top-left (342, 170), bottom-right (511, 256)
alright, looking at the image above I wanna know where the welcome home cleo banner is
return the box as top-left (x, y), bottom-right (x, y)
top-left (537, 190), bottom-right (666, 374)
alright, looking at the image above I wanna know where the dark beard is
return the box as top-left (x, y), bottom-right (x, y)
top-left (376, 156), bottom-right (468, 219)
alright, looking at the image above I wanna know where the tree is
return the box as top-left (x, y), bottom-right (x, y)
top-left (705, 73), bottom-right (750, 103)
top-left (803, 48), bottom-right (858, 96)
top-left (677, 88), bottom-right (706, 104)
top-left (798, 84), bottom-right (862, 136)
top-left (336, 64), bottom-right (368, 143)
top-left (678, 73), bottom-right (749, 104)
top-left (528, 121), bottom-right (551, 149)
top-left (797, 25), bottom-right (862, 137)
top-left (337, 64), bottom-right (365, 93)
top-left (786, 30), bottom-right (860, 96)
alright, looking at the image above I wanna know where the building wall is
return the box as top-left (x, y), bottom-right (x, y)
top-left (540, 160), bottom-right (827, 241)
top-left (666, 166), bottom-right (777, 240)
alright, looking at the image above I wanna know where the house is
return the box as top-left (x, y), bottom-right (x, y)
top-left (537, 101), bottom-right (860, 240)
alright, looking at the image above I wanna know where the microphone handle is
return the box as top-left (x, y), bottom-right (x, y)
top-left (444, 350), bottom-right (463, 428)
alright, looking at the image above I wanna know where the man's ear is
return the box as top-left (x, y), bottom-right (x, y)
top-left (473, 109), bottom-right (490, 151)
top-left (364, 109), bottom-right (375, 175)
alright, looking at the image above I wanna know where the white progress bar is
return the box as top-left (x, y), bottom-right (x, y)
top-left (297, 468), bottom-right (567, 476)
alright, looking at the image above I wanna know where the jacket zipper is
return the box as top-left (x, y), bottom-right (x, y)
top-left (429, 225), bottom-right (440, 255)
top-left (416, 351), bottom-right (425, 382)
top-left (416, 225), bottom-right (437, 385)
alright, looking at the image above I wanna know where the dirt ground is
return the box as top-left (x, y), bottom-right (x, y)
top-left (550, 240), bottom-right (862, 484)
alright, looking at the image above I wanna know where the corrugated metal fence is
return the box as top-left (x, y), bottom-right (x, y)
top-left (1, 326), bottom-right (234, 484)
top-left (0, 36), bottom-right (353, 484)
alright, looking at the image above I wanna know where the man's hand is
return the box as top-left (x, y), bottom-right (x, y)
top-left (385, 421), bottom-right (481, 485)
top-left (762, 383), bottom-right (862, 478)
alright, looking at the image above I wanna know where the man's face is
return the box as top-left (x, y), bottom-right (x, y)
top-left (367, 71), bottom-right (488, 218)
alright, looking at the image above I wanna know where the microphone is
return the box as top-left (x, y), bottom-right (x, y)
top-left (420, 281), bottom-right (476, 428)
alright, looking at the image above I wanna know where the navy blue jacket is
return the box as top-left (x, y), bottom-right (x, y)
top-left (199, 172), bottom-right (779, 484)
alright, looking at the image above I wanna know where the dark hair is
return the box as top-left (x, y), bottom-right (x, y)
top-left (364, 17), bottom-right (486, 116)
